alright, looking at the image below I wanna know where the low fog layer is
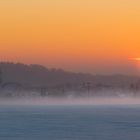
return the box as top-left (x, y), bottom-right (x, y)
top-left (1, 97), bottom-right (140, 106)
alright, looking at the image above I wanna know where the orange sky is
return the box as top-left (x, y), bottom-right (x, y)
top-left (0, 0), bottom-right (140, 74)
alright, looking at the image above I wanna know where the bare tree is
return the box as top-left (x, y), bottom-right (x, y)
top-left (0, 68), bottom-right (2, 84)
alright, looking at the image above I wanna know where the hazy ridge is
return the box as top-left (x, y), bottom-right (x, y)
top-left (0, 62), bottom-right (139, 98)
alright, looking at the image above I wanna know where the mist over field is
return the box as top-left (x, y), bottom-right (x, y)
top-left (1, 96), bottom-right (140, 106)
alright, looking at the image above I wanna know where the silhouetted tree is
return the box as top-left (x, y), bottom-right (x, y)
top-left (133, 79), bottom-right (140, 97)
top-left (83, 82), bottom-right (91, 97)
top-left (0, 68), bottom-right (2, 85)
top-left (40, 87), bottom-right (47, 97)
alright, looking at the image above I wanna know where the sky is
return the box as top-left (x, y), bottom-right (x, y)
top-left (0, 0), bottom-right (140, 75)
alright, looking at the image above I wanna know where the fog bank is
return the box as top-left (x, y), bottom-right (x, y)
top-left (1, 97), bottom-right (140, 106)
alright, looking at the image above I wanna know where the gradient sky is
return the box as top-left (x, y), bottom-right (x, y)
top-left (0, 0), bottom-right (140, 75)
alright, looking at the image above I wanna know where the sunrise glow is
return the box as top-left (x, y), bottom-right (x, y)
top-left (0, 0), bottom-right (140, 74)
top-left (132, 58), bottom-right (140, 61)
